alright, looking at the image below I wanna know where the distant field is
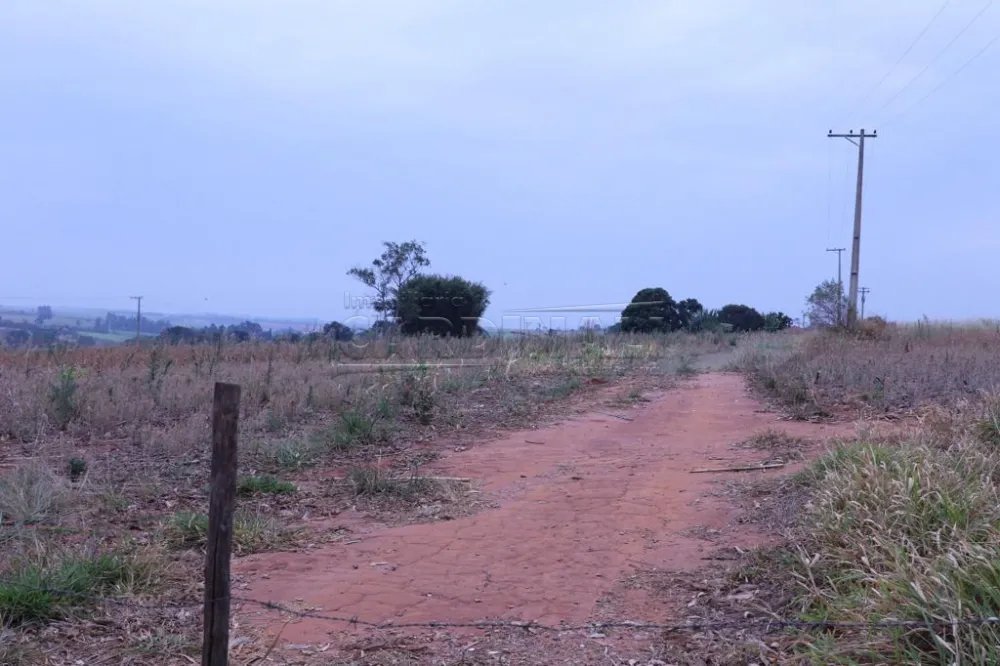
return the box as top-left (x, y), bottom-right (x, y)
top-left (83, 331), bottom-right (137, 342)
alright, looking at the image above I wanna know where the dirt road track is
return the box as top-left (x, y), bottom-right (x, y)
top-left (234, 372), bottom-right (853, 650)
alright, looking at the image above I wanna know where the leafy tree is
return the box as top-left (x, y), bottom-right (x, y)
top-left (395, 274), bottom-right (490, 337)
top-left (35, 305), bottom-right (53, 325)
top-left (347, 240), bottom-right (430, 319)
top-left (620, 288), bottom-right (681, 333)
top-left (806, 279), bottom-right (847, 328)
top-left (763, 311), bottom-right (793, 332)
top-left (718, 304), bottom-right (766, 332)
top-left (677, 298), bottom-right (704, 330)
top-left (322, 321), bottom-right (354, 341)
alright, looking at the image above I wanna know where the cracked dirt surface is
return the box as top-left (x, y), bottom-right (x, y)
top-left (233, 372), bottom-right (856, 660)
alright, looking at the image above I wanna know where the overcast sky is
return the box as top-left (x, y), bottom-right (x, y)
top-left (2, 1), bottom-right (998, 329)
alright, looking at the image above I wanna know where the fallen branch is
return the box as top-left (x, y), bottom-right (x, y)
top-left (333, 475), bottom-right (472, 483)
top-left (595, 411), bottom-right (634, 422)
top-left (690, 462), bottom-right (785, 473)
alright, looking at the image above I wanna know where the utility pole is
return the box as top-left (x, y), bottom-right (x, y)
top-left (826, 247), bottom-right (846, 326)
top-left (828, 128), bottom-right (876, 328)
top-left (859, 287), bottom-right (871, 320)
top-left (130, 296), bottom-right (143, 346)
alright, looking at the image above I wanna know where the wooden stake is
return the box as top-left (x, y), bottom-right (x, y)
top-left (203, 382), bottom-right (241, 666)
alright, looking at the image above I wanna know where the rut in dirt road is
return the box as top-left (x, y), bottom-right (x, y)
top-left (234, 373), bottom-right (850, 645)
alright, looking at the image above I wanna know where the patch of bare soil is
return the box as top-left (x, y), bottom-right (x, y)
top-left (231, 373), bottom-right (858, 664)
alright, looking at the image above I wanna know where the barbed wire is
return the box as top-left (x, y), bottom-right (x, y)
top-left (4, 578), bottom-right (1000, 635)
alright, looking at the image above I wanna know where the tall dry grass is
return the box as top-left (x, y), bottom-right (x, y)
top-left (0, 331), bottom-right (728, 443)
top-left (736, 323), bottom-right (1000, 416)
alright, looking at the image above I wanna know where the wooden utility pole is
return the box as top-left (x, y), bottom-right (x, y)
top-left (859, 287), bottom-right (871, 319)
top-left (130, 296), bottom-right (143, 345)
top-left (826, 247), bottom-right (846, 326)
top-left (203, 382), bottom-right (241, 666)
top-left (828, 129), bottom-right (876, 328)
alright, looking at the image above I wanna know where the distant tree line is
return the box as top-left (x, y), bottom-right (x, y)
top-left (95, 312), bottom-right (172, 335)
top-left (616, 287), bottom-right (792, 334)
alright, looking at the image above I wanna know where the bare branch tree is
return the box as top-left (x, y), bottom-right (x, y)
top-left (347, 241), bottom-right (430, 319)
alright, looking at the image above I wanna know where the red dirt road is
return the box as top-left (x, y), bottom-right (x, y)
top-left (234, 373), bottom-right (853, 653)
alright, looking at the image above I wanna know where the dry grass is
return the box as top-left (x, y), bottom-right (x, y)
top-left (737, 322), bottom-right (1000, 417)
top-left (732, 323), bottom-right (1000, 664)
top-left (0, 463), bottom-right (70, 525)
top-left (0, 331), bottom-right (724, 662)
top-left (736, 428), bottom-right (811, 462)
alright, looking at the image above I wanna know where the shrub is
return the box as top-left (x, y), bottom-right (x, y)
top-left (49, 366), bottom-right (79, 430)
top-left (395, 274), bottom-right (490, 337)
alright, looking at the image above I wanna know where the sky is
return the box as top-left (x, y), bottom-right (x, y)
top-left (2, 1), bottom-right (999, 330)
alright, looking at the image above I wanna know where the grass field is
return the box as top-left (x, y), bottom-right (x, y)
top-left (5, 322), bottom-right (999, 664)
top-left (0, 330), bottom-right (732, 664)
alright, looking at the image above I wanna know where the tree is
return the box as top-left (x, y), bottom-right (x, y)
top-left (395, 274), bottom-right (490, 337)
top-left (347, 240), bottom-right (430, 319)
top-left (763, 311), bottom-right (793, 332)
top-left (677, 298), bottom-right (704, 330)
top-left (620, 288), bottom-right (681, 333)
top-left (806, 280), bottom-right (848, 328)
top-left (35, 305), bottom-right (53, 325)
top-left (718, 304), bottom-right (766, 332)
top-left (322, 321), bottom-right (354, 341)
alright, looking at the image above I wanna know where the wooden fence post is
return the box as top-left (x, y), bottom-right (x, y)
top-left (203, 382), bottom-right (241, 666)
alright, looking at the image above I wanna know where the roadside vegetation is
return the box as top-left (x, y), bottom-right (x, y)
top-left (733, 320), bottom-right (1000, 664)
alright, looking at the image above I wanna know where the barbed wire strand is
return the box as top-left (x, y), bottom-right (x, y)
top-left (4, 578), bottom-right (1000, 634)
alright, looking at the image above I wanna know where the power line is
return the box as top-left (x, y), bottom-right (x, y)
top-left (842, 0), bottom-right (954, 122)
top-left (882, 30), bottom-right (1000, 127)
top-left (875, 0), bottom-right (994, 115)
